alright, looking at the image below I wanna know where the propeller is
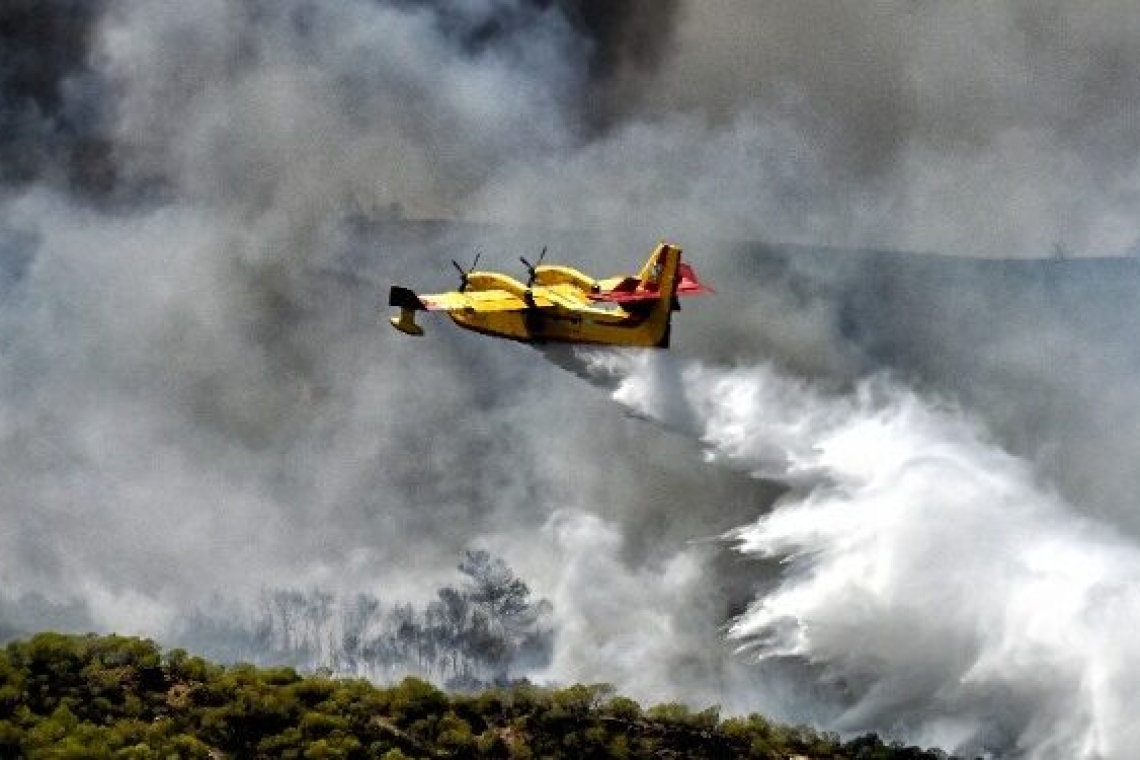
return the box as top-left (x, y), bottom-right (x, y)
top-left (451, 252), bottom-right (481, 292)
top-left (519, 246), bottom-right (547, 287)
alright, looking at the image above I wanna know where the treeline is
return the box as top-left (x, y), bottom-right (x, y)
top-left (0, 631), bottom-right (960, 759)
top-left (169, 551), bottom-right (553, 689)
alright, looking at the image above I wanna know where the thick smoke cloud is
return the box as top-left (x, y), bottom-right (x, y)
top-left (15, 1), bottom-right (1140, 256)
top-left (480, 0), bottom-right (1140, 257)
top-left (0, 0), bottom-right (112, 192)
top-left (0, 0), bottom-right (762, 675)
top-left (4, 2), bottom-right (1140, 758)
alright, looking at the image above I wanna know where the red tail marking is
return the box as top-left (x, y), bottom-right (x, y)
top-left (676, 263), bottom-right (713, 296)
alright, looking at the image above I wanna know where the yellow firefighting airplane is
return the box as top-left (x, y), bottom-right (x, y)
top-left (387, 242), bottom-right (710, 348)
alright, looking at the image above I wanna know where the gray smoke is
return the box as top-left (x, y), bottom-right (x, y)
top-left (480, 0), bottom-right (1140, 257)
top-left (0, 0), bottom-right (114, 193)
top-left (4, 2), bottom-right (1140, 758)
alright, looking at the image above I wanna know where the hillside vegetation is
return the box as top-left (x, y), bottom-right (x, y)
top-left (0, 632), bottom-right (957, 759)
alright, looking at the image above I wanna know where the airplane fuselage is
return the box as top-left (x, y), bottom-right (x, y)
top-left (389, 242), bottom-right (691, 348)
top-left (447, 300), bottom-right (662, 346)
top-left (447, 267), bottom-right (670, 347)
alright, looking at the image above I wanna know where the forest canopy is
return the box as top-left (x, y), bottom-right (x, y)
top-left (0, 631), bottom-right (957, 759)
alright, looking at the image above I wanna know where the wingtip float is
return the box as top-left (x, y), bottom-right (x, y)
top-left (387, 242), bottom-right (711, 348)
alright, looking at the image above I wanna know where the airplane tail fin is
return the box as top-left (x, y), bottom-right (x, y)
top-left (637, 245), bottom-right (711, 299)
top-left (388, 286), bottom-right (426, 336)
top-left (641, 243), bottom-right (683, 348)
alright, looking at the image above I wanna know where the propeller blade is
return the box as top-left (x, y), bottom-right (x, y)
top-left (452, 260), bottom-right (466, 277)
top-left (521, 254), bottom-right (539, 286)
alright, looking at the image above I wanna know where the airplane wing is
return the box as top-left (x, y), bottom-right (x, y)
top-left (389, 285), bottom-right (554, 336)
top-left (390, 286), bottom-right (552, 313)
top-left (420, 289), bottom-right (552, 312)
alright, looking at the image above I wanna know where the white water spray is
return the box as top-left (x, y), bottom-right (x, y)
top-left (576, 347), bottom-right (1140, 760)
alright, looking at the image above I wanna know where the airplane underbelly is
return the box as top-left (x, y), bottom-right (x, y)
top-left (450, 311), bottom-right (531, 341)
top-left (450, 310), bottom-right (659, 346)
